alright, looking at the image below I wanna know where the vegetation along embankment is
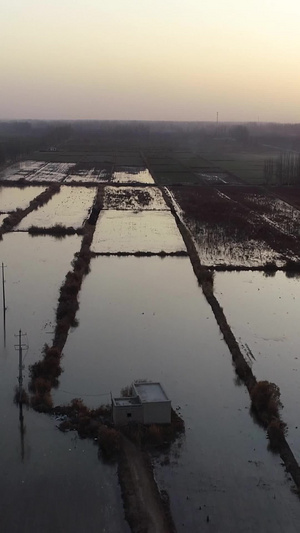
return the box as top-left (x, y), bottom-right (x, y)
top-left (0, 184), bottom-right (60, 238)
top-left (161, 185), bottom-right (300, 492)
top-left (28, 185), bottom-right (105, 409)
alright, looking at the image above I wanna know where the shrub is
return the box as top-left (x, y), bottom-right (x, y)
top-left (267, 418), bottom-right (285, 452)
top-left (98, 425), bottom-right (120, 458)
top-left (250, 380), bottom-right (282, 421)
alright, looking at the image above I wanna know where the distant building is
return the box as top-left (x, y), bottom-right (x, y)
top-left (112, 381), bottom-right (171, 426)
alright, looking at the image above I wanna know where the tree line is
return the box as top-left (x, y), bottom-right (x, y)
top-left (264, 152), bottom-right (300, 185)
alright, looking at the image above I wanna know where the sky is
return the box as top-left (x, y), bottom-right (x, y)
top-left (1, 0), bottom-right (299, 122)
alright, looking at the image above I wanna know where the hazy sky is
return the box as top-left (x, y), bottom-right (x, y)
top-left (1, 0), bottom-right (299, 122)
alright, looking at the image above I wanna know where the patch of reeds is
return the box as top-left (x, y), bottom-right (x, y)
top-left (1, 184), bottom-right (60, 233)
top-left (98, 425), bottom-right (121, 459)
top-left (250, 380), bottom-right (282, 424)
top-left (28, 224), bottom-right (83, 237)
top-left (94, 250), bottom-right (188, 257)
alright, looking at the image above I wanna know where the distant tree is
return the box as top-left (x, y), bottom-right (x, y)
top-left (230, 125), bottom-right (250, 142)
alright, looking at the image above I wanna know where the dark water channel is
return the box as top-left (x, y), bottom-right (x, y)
top-left (54, 256), bottom-right (300, 532)
top-left (0, 233), bottom-right (128, 533)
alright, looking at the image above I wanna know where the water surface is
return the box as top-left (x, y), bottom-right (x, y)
top-left (215, 271), bottom-right (300, 460)
top-left (54, 256), bottom-right (300, 532)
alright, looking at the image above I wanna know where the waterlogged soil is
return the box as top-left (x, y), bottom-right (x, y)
top-left (91, 210), bottom-right (186, 254)
top-left (0, 160), bottom-right (46, 181)
top-left (17, 186), bottom-right (96, 230)
top-left (112, 166), bottom-right (154, 184)
top-left (25, 163), bottom-right (76, 183)
top-left (54, 257), bottom-right (300, 532)
top-left (103, 186), bottom-right (168, 211)
top-left (0, 234), bottom-right (128, 533)
top-left (215, 271), bottom-right (300, 462)
top-left (0, 186), bottom-right (46, 212)
top-left (170, 186), bottom-right (287, 267)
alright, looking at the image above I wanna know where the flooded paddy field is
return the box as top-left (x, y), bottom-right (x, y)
top-left (112, 166), bottom-right (154, 184)
top-left (0, 161), bottom-right (76, 183)
top-left (0, 233), bottom-right (128, 533)
top-left (91, 210), bottom-right (186, 254)
top-left (0, 186), bottom-right (46, 212)
top-left (53, 256), bottom-right (300, 532)
top-left (0, 233), bottom-right (80, 363)
top-left (0, 160), bottom-right (46, 181)
top-left (215, 271), bottom-right (300, 461)
top-left (64, 162), bottom-right (112, 184)
top-left (17, 186), bottom-right (96, 230)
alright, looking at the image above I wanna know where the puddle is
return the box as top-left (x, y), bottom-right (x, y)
top-left (91, 210), bottom-right (186, 253)
top-left (17, 186), bottom-right (96, 230)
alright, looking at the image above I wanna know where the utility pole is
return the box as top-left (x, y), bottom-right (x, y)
top-left (14, 330), bottom-right (27, 405)
top-left (1, 262), bottom-right (6, 313)
top-left (2, 263), bottom-right (7, 347)
top-left (14, 330), bottom-right (28, 462)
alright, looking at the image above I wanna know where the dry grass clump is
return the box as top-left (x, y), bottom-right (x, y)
top-left (29, 345), bottom-right (62, 391)
top-left (98, 425), bottom-right (121, 459)
top-left (250, 380), bottom-right (282, 424)
top-left (267, 418), bottom-right (285, 452)
top-left (120, 384), bottom-right (134, 397)
top-left (28, 224), bottom-right (82, 237)
top-left (31, 391), bottom-right (53, 412)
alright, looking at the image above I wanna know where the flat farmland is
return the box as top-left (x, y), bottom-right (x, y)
top-left (91, 210), bottom-right (186, 254)
top-left (0, 186), bottom-right (46, 212)
top-left (0, 160), bottom-right (46, 181)
top-left (198, 149), bottom-right (279, 184)
top-left (103, 186), bottom-right (168, 211)
top-left (170, 186), bottom-right (284, 266)
top-left (112, 166), bottom-right (154, 184)
top-left (17, 186), bottom-right (96, 230)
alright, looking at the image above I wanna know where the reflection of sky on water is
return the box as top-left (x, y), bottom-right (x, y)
top-left (91, 210), bottom-right (186, 253)
top-left (112, 166), bottom-right (154, 184)
top-left (215, 271), bottom-right (300, 460)
top-left (0, 160), bottom-right (45, 181)
top-left (0, 186), bottom-right (46, 212)
top-left (0, 233), bottom-right (127, 532)
top-left (17, 186), bottom-right (96, 230)
top-left (54, 256), bottom-right (300, 532)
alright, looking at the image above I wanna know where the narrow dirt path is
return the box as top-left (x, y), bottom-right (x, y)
top-left (118, 436), bottom-right (175, 533)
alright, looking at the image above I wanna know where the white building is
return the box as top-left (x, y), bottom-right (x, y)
top-left (112, 381), bottom-right (171, 426)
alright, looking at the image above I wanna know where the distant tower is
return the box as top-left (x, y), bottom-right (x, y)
top-left (216, 111), bottom-right (219, 125)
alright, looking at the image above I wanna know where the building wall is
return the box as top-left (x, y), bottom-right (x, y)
top-left (143, 401), bottom-right (171, 424)
top-left (113, 403), bottom-right (143, 426)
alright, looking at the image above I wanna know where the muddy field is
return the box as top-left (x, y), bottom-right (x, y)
top-left (170, 185), bottom-right (300, 267)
